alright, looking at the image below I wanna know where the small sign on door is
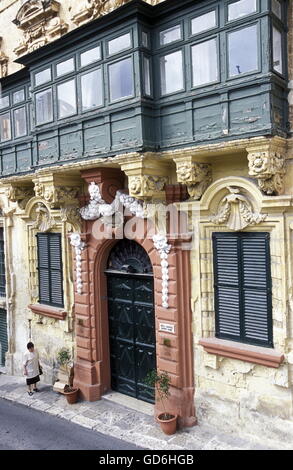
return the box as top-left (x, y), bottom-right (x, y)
top-left (159, 323), bottom-right (175, 334)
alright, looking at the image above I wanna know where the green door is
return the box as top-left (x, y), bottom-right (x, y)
top-left (106, 240), bottom-right (156, 403)
top-left (0, 309), bottom-right (8, 366)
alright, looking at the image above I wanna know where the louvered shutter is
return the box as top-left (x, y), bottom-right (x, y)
top-left (213, 232), bottom-right (273, 348)
top-left (213, 234), bottom-right (241, 339)
top-left (0, 308), bottom-right (8, 366)
top-left (0, 228), bottom-right (5, 297)
top-left (241, 235), bottom-right (272, 346)
top-left (37, 233), bottom-right (64, 308)
top-left (49, 234), bottom-right (64, 307)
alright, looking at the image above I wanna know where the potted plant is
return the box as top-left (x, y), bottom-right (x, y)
top-left (144, 369), bottom-right (177, 435)
top-left (56, 348), bottom-right (79, 404)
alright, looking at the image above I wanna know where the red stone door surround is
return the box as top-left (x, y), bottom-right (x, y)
top-left (73, 169), bottom-right (196, 428)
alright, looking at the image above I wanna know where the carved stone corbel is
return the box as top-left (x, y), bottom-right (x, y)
top-left (33, 175), bottom-right (81, 209)
top-left (71, 0), bottom-right (130, 26)
top-left (6, 184), bottom-right (34, 210)
top-left (247, 139), bottom-right (286, 195)
top-left (117, 154), bottom-right (170, 201)
top-left (32, 203), bottom-right (57, 232)
top-left (175, 158), bottom-right (212, 200)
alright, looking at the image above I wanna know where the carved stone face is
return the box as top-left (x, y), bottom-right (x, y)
top-left (129, 177), bottom-right (142, 195)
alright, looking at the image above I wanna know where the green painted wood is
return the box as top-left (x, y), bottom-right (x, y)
top-left (0, 0), bottom-right (289, 176)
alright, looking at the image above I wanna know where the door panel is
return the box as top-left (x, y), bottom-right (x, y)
top-left (107, 272), bottom-right (156, 403)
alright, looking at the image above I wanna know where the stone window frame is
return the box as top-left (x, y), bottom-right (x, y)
top-left (21, 198), bottom-right (76, 324)
top-left (194, 176), bottom-right (290, 368)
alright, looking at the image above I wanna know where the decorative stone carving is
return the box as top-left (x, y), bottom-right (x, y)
top-left (0, 38), bottom-right (8, 78)
top-left (60, 206), bottom-right (82, 231)
top-left (80, 182), bottom-right (146, 220)
top-left (69, 233), bottom-right (86, 295)
top-left (71, 0), bottom-right (130, 26)
top-left (33, 180), bottom-right (80, 208)
top-left (176, 161), bottom-right (212, 200)
top-left (210, 187), bottom-right (267, 231)
top-left (153, 234), bottom-right (171, 309)
top-left (6, 185), bottom-right (34, 210)
top-left (13, 0), bottom-right (68, 56)
top-left (128, 175), bottom-right (168, 199)
top-left (247, 150), bottom-right (285, 195)
top-left (32, 203), bottom-right (56, 232)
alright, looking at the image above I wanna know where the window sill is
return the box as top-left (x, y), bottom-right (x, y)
top-left (28, 304), bottom-right (67, 321)
top-left (199, 337), bottom-right (284, 368)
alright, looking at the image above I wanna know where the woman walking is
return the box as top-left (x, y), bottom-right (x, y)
top-left (23, 342), bottom-right (41, 396)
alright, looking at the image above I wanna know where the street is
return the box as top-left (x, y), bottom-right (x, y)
top-left (0, 398), bottom-right (143, 450)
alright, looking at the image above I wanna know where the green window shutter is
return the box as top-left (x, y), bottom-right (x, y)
top-left (0, 308), bottom-right (8, 366)
top-left (0, 228), bottom-right (6, 297)
top-left (213, 232), bottom-right (273, 348)
top-left (37, 233), bottom-right (64, 308)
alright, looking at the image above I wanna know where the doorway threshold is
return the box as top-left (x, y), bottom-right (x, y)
top-left (102, 391), bottom-right (154, 416)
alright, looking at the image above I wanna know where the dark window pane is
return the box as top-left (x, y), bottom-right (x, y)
top-left (228, 25), bottom-right (258, 77)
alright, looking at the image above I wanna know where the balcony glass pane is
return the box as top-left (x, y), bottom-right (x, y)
top-left (160, 50), bottom-right (184, 95)
top-left (57, 79), bottom-right (77, 118)
top-left (273, 27), bottom-right (283, 74)
top-left (0, 113), bottom-right (11, 141)
top-left (228, 0), bottom-right (257, 21)
top-left (228, 25), bottom-right (258, 76)
top-left (80, 46), bottom-right (101, 67)
top-left (192, 38), bottom-right (218, 86)
top-left (81, 69), bottom-right (103, 111)
top-left (108, 33), bottom-right (132, 55)
top-left (35, 88), bottom-right (53, 125)
top-left (191, 11), bottom-right (216, 35)
top-left (160, 25), bottom-right (182, 46)
top-left (14, 107), bottom-right (27, 137)
top-left (109, 58), bottom-right (134, 101)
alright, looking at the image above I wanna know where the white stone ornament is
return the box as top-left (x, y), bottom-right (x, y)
top-left (70, 233), bottom-right (86, 295)
top-left (153, 234), bottom-right (172, 308)
top-left (80, 182), bottom-right (148, 221)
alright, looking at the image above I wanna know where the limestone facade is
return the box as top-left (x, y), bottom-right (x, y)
top-left (0, 0), bottom-right (292, 445)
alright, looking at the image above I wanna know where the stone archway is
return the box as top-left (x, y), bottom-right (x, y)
top-left (72, 169), bottom-right (196, 428)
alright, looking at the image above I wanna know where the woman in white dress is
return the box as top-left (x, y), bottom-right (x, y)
top-left (23, 342), bottom-right (41, 396)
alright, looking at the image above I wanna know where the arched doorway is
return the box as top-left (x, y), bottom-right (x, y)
top-left (105, 239), bottom-right (156, 403)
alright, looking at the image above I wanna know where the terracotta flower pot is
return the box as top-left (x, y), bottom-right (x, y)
top-left (64, 388), bottom-right (79, 404)
top-left (157, 413), bottom-right (177, 435)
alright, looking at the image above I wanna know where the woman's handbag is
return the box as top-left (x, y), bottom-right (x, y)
top-left (39, 363), bottom-right (43, 375)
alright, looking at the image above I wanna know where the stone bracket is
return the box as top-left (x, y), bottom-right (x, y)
top-left (117, 153), bottom-right (170, 201)
top-left (246, 138), bottom-right (287, 195)
top-left (174, 156), bottom-right (212, 200)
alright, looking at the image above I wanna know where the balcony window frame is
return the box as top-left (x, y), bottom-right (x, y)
top-left (190, 34), bottom-right (220, 90)
top-left (80, 66), bottom-right (104, 113)
top-left (107, 54), bottom-right (135, 104)
top-left (226, 0), bottom-right (259, 24)
top-left (226, 21), bottom-right (261, 81)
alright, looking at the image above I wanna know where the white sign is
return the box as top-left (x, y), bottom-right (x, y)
top-left (159, 323), bottom-right (175, 334)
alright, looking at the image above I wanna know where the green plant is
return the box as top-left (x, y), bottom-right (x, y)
top-left (56, 348), bottom-right (74, 391)
top-left (144, 369), bottom-right (173, 420)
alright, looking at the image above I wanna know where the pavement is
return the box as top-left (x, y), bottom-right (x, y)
top-left (0, 372), bottom-right (289, 450)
